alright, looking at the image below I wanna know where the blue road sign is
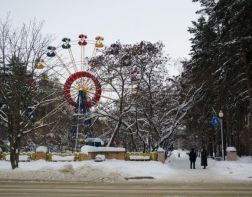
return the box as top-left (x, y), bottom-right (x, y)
top-left (211, 116), bottom-right (220, 126)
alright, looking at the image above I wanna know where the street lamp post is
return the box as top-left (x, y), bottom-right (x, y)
top-left (218, 110), bottom-right (225, 160)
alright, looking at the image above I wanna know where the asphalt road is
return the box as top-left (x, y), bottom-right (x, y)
top-left (0, 181), bottom-right (252, 197)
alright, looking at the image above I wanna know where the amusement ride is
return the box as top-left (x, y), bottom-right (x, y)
top-left (35, 34), bottom-right (109, 151)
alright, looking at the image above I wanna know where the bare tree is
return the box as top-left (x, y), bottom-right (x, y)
top-left (89, 42), bottom-right (139, 148)
top-left (90, 41), bottom-right (204, 152)
top-left (0, 17), bottom-right (63, 169)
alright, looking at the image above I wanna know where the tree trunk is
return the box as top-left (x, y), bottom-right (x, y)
top-left (245, 53), bottom-right (252, 155)
top-left (130, 133), bottom-right (137, 151)
top-left (248, 98), bottom-right (252, 155)
top-left (10, 141), bottom-right (20, 169)
top-left (107, 120), bottom-right (122, 147)
top-left (8, 124), bottom-right (21, 169)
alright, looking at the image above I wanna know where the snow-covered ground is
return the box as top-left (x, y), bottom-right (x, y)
top-left (0, 149), bottom-right (252, 183)
top-left (167, 149), bottom-right (252, 183)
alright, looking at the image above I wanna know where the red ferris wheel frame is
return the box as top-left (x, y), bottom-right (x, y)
top-left (63, 71), bottom-right (102, 108)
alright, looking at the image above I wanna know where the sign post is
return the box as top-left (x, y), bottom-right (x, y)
top-left (211, 115), bottom-right (224, 160)
top-left (211, 116), bottom-right (220, 126)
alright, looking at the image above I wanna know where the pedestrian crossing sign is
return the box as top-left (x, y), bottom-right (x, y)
top-left (211, 116), bottom-right (220, 126)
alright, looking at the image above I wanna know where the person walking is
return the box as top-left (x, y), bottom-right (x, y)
top-left (201, 148), bottom-right (208, 169)
top-left (189, 148), bottom-right (197, 169)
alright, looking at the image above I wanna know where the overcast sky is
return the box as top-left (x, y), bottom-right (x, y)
top-left (0, 0), bottom-right (200, 75)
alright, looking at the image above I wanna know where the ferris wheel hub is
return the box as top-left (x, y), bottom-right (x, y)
top-left (63, 71), bottom-right (102, 108)
top-left (82, 85), bottom-right (89, 94)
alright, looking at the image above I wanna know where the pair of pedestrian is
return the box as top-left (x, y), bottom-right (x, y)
top-left (188, 148), bottom-right (208, 169)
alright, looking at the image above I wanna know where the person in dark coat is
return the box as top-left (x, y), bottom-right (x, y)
top-left (189, 148), bottom-right (197, 169)
top-left (201, 148), bottom-right (208, 169)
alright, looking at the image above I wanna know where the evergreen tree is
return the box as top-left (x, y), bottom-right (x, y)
top-left (181, 0), bottom-right (252, 155)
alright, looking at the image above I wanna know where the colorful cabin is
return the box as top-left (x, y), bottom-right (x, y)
top-left (35, 58), bottom-right (45, 69)
top-left (46, 46), bottom-right (56, 57)
top-left (95, 36), bottom-right (104, 41)
top-left (95, 36), bottom-right (104, 48)
top-left (62, 37), bottom-right (71, 49)
top-left (78, 34), bottom-right (88, 46)
top-left (95, 42), bottom-right (104, 48)
top-left (35, 63), bottom-right (45, 69)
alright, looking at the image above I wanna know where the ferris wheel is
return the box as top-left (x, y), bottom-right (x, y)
top-left (35, 34), bottom-right (110, 150)
top-left (36, 35), bottom-right (106, 109)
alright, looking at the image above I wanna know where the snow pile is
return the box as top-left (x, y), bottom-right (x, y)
top-left (238, 156), bottom-right (252, 163)
top-left (80, 145), bottom-right (125, 153)
top-left (0, 160), bottom-right (174, 182)
top-left (89, 160), bottom-right (175, 179)
top-left (94, 154), bottom-right (106, 162)
top-left (157, 147), bottom-right (165, 152)
top-left (5, 155), bottom-right (31, 162)
top-left (59, 164), bottom-right (74, 174)
top-left (80, 145), bottom-right (97, 154)
top-left (214, 160), bottom-right (252, 180)
top-left (129, 155), bottom-right (150, 160)
top-left (92, 147), bottom-right (125, 152)
top-left (52, 155), bottom-right (75, 162)
top-left (36, 146), bottom-right (48, 153)
top-left (226, 147), bottom-right (236, 152)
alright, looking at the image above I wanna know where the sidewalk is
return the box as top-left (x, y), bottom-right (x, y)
top-left (166, 149), bottom-right (252, 183)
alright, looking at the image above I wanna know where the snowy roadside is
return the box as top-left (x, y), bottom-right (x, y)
top-left (0, 150), bottom-right (252, 183)
top-left (0, 160), bottom-right (175, 183)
